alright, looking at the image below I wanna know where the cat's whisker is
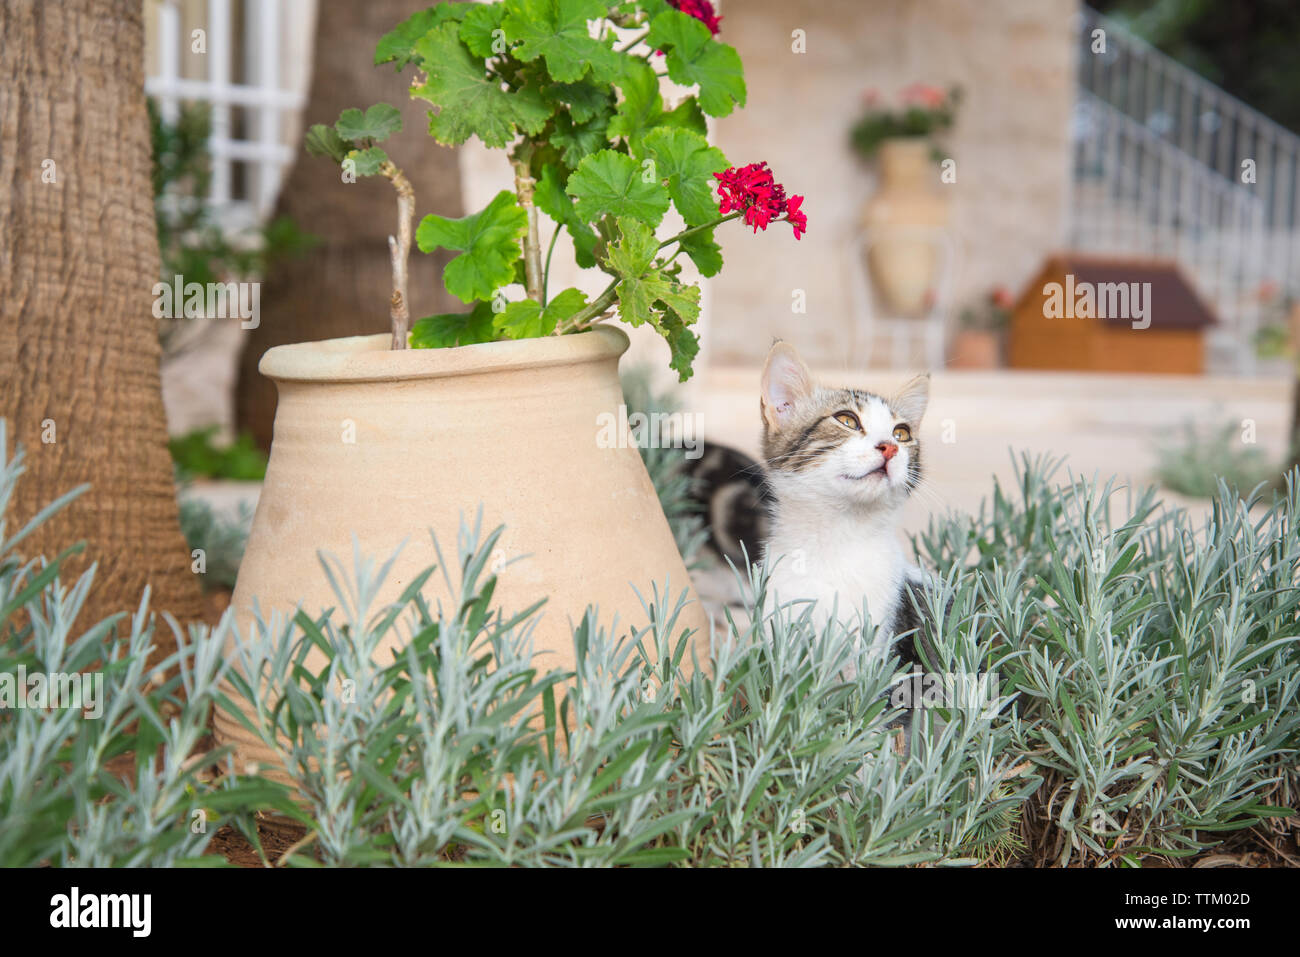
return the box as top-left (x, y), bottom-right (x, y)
top-left (907, 477), bottom-right (954, 513)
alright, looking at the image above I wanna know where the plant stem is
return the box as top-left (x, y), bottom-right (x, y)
top-left (512, 157), bottom-right (544, 303)
top-left (555, 213), bottom-right (745, 335)
top-left (558, 279), bottom-right (619, 334)
top-left (542, 223), bottom-right (561, 309)
top-left (617, 28), bottom-right (650, 52)
top-left (659, 211), bottom-right (742, 250)
top-left (381, 161), bottom-right (414, 350)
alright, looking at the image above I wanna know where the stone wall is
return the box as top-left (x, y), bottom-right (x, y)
top-left (709, 0), bottom-right (1078, 370)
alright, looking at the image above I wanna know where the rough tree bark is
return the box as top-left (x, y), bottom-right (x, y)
top-left (236, 0), bottom-right (465, 450)
top-left (0, 0), bottom-right (205, 646)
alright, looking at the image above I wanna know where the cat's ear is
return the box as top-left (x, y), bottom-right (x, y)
top-left (761, 341), bottom-right (814, 430)
top-left (892, 373), bottom-right (930, 425)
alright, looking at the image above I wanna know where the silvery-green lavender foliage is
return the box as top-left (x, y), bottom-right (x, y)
top-left (223, 509), bottom-right (1027, 867)
top-left (916, 453), bottom-right (1300, 865)
top-left (231, 452), bottom-right (1296, 866)
top-left (178, 495), bottom-right (252, 591)
top-left (0, 421), bottom-right (285, 867)
top-left (5, 410), bottom-right (1298, 867)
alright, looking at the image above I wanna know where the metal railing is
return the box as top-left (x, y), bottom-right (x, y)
top-left (1071, 6), bottom-right (1300, 372)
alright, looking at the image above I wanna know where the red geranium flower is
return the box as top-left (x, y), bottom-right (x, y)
top-left (714, 162), bottom-right (807, 240)
top-left (669, 0), bottom-right (722, 35)
top-left (785, 195), bottom-right (807, 240)
top-left (900, 83), bottom-right (947, 109)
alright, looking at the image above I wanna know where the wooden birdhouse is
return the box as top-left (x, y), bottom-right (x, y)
top-left (1008, 254), bottom-right (1218, 374)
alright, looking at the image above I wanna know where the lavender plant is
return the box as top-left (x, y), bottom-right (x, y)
top-left (5, 416), bottom-right (1297, 867)
top-left (916, 454), bottom-right (1300, 865)
top-left (0, 421), bottom-right (286, 867)
top-left (219, 522), bottom-right (1025, 866)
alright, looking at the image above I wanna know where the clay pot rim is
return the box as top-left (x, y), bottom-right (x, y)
top-left (259, 324), bottom-right (630, 384)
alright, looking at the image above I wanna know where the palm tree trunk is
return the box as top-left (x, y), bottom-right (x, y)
top-left (0, 0), bottom-right (204, 651)
top-left (236, 0), bottom-right (465, 450)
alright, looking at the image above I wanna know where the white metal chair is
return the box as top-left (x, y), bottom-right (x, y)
top-left (847, 225), bottom-right (959, 369)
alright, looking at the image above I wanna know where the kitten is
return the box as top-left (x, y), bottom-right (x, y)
top-left (683, 341), bottom-right (934, 669)
top-left (758, 341), bottom-right (931, 663)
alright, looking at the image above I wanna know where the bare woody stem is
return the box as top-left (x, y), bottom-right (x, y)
top-left (381, 160), bottom-right (414, 350)
top-left (513, 158), bottom-right (545, 304)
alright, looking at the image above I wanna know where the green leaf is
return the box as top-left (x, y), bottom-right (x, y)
top-left (535, 165), bottom-right (599, 268)
top-left (566, 150), bottom-right (670, 228)
top-left (492, 287), bottom-right (588, 339)
top-left (460, 2), bottom-right (507, 58)
top-left (346, 146), bottom-right (388, 177)
top-left (607, 60), bottom-right (663, 154)
top-left (634, 0), bottom-right (672, 20)
top-left (543, 81), bottom-right (613, 123)
top-left (660, 96), bottom-right (708, 137)
top-left (502, 0), bottom-right (619, 84)
top-left (375, 5), bottom-right (466, 70)
top-left (618, 264), bottom-right (701, 331)
top-left (657, 304), bottom-right (701, 381)
top-left (412, 22), bottom-right (552, 148)
top-left (549, 106), bottom-right (613, 168)
top-left (642, 127), bottom-right (727, 226)
top-left (543, 286), bottom-right (589, 327)
top-left (605, 216), bottom-right (659, 280)
top-left (677, 226), bottom-right (723, 277)
top-left (335, 103), bottom-right (403, 143)
top-left (647, 10), bottom-right (746, 117)
top-left (410, 300), bottom-right (497, 348)
top-left (606, 218), bottom-right (701, 380)
top-left (492, 300), bottom-right (547, 339)
top-left (304, 123), bottom-right (348, 162)
top-left (416, 190), bottom-right (528, 304)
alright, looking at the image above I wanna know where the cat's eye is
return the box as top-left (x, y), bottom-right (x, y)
top-left (892, 424), bottom-right (913, 443)
top-left (832, 411), bottom-right (862, 431)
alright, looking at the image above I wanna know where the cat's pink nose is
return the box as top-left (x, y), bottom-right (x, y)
top-left (877, 442), bottom-right (898, 462)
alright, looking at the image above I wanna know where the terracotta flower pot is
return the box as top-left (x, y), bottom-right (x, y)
top-left (861, 137), bottom-right (949, 316)
top-left (948, 329), bottom-right (1002, 369)
top-left (212, 326), bottom-right (709, 770)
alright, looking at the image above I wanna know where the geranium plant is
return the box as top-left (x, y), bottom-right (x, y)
top-left (305, 0), bottom-right (806, 380)
top-left (849, 84), bottom-right (961, 162)
top-left (958, 286), bottom-right (1014, 331)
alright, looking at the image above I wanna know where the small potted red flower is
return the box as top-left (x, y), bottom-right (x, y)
top-left (950, 286), bottom-right (1013, 369)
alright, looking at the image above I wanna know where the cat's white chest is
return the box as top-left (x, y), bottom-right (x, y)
top-left (762, 522), bottom-right (906, 654)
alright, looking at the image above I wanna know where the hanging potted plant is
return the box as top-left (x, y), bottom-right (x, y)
top-left (950, 286), bottom-right (1012, 369)
top-left (850, 84), bottom-right (960, 316)
top-left (215, 0), bottom-right (807, 766)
